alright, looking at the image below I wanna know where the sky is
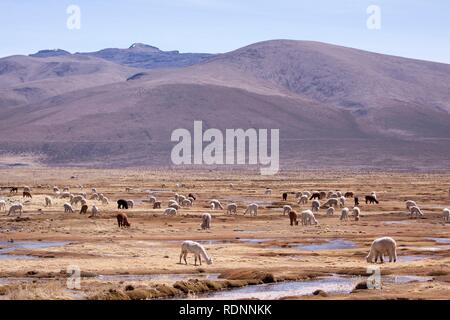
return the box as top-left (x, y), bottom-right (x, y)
top-left (1, 0), bottom-right (449, 63)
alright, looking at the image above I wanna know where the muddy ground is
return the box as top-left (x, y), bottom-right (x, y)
top-left (0, 168), bottom-right (449, 300)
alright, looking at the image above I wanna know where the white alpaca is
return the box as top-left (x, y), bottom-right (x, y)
top-left (326, 207), bottom-right (335, 216)
top-left (64, 203), bottom-right (74, 213)
top-left (148, 196), bottom-right (157, 204)
top-left (90, 205), bottom-right (99, 217)
top-left (70, 195), bottom-right (85, 206)
top-left (177, 195), bottom-right (186, 204)
top-left (101, 196), bottom-right (109, 205)
top-left (201, 213), bottom-right (211, 230)
top-left (60, 192), bottom-right (71, 199)
top-left (340, 207), bottom-right (349, 221)
top-left (352, 207), bottom-right (361, 221)
top-left (328, 192), bottom-right (338, 199)
top-left (302, 191), bottom-right (311, 198)
top-left (0, 200), bottom-right (6, 211)
top-left (336, 191), bottom-right (342, 198)
top-left (244, 203), bottom-right (258, 216)
top-left (301, 210), bottom-right (318, 225)
top-left (339, 196), bottom-right (346, 208)
top-left (366, 237), bottom-right (397, 263)
top-left (311, 199), bottom-right (320, 213)
top-left (409, 206), bottom-right (424, 218)
top-left (164, 207), bottom-right (177, 216)
top-left (181, 199), bottom-right (193, 207)
top-left (168, 200), bottom-right (178, 207)
top-left (265, 188), bottom-right (272, 195)
top-left (126, 200), bottom-right (134, 209)
top-left (169, 203), bottom-right (181, 210)
top-left (227, 203), bottom-right (237, 215)
top-left (443, 208), bottom-right (450, 221)
top-left (8, 204), bottom-right (23, 216)
top-left (298, 195), bottom-right (308, 205)
top-left (179, 240), bottom-right (213, 266)
top-left (45, 196), bottom-right (52, 207)
top-left (209, 199), bottom-right (224, 210)
top-left (405, 200), bottom-right (417, 210)
top-left (283, 205), bottom-right (292, 215)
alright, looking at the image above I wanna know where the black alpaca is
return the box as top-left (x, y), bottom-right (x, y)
top-left (117, 199), bottom-right (129, 209)
top-left (354, 197), bottom-right (360, 206)
top-left (282, 193), bottom-right (288, 201)
top-left (365, 195), bottom-right (379, 204)
top-left (309, 192), bottom-right (321, 200)
top-left (188, 193), bottom-right (196, 201)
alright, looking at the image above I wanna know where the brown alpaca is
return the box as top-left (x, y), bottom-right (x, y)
top-left (153, 201), bottom-right (161, 209)
top-left (117, 213), bottom-right (131, 228)
top-left (289, 210), bottom-right (299, 226)
top-left (23, 191), bottom-right (32, 199)
top-left (80, 205), bottom-right (88, 214)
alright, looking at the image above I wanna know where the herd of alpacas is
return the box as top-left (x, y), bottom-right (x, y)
top-left (0, 185), bottom-right (449, 266)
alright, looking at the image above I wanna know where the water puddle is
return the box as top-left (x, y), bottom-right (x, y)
top-left (0, 240), bottom-right (69, 260)
top-left (96, 273), bottom-right (220, 282)
top-left (273, 239), bottom-right (357, 251)
top-left (397, 255), bottom-right (428, 262)
top-left (384, 221), bottom-right (413, 225)
top-left (427, 238), bottom-right (450, 244)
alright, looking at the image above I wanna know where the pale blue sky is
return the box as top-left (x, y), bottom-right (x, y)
top-left (1, 0), bottom-right (449, 63)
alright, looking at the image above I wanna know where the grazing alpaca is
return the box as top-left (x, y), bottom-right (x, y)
top-left (80, 204), bottom-right (88, 214)
top-left (339, 196), bottom-right (346, 208)
top-left (301, 210), bottom-right (318, 226)
top-left (64, 203), bottom-right (74, 213)
top-left (164, 207), bottom-right (177, 216)
top-left (354, 197), bottom-right (359, 206)
top-left (23, 191), bottom-right (32, 199)
top-left (44, 196), bottom-right (52, 207)
top-left (283, 205), bottom-right (292, 215)
top-left (265, 188), bottom-right (272, 195)
top-left (117, 212), bottom-right (131, 228)
top-left (366, 237), bottom-right (397, 263)
top-left (126, 200), bottom-right (134, 209)
top-left (117, 199), bottom-right (129, 209)
top-left (227, 203), bottom-right (237, 215)
top-left (282, 192), bottom-right (287, 201)
top-left (23, 186), bottom-right (31, 193)
top-left (326, 207), bottom-right (335, 216)
top-left (53, 186), bottom-right (59, 193)
top-left (409, 206), bottom-right (424, 218)
top-left (322, 198), bottom-right (339, 209)
top-left (70, 195), bottom-right (85, 206)
top-left (148, 196), bottom-right (157, 204)
top-left (340, 207), bottom-right (349, 221)
top-left (181, 199), bottom-right (192, 207)
top-left (60, 192), bottom-right (71, 199)
top-left (352, 207), bottom-right (361, 221)
top-left (405, 200), bottom-right (417, 210)
top-left (289, 210), bottom-right (299, 226)
top-left (188, 193), bottom-right (196, 201)
top-left (101, 196), bottom-right (109, 205)
top-left (179, 240), bottom-right (213, 266)
top-left (298, 195), bottom-right (308, 205)
top-left (201, 213), bottom-right (211, 230)
top-left (10, 187), bottom-right (18, 194)
top-left (309, 192), bottom-right (321, 200)
top-left (7, 204), bottom-right (23, 216)
top-left (209, 199), bottom-right (224, 210)
top-left (90, 193), bottom-right (99, 200)
top-left (311, 199), bottom-right (320, 213)
top-left (0, 200), bottom-right (6, 211)
top-left (169, 203), bottom-right (181, 210)
top-left (153, 201), bottom-right (161, 209)
top-left (319, 191), bottom-right (327, 199)
top-left (443, 208), bottom-right (450, 221)
top-left (365, 195), bottom-right (379, 204)
top-left (345, 192), bottom-right (354, 198)
top-left (244, 203), bottom-right (258, 216)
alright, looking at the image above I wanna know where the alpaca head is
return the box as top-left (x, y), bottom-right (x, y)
top-left (206, 256), bottom-right (213, 265)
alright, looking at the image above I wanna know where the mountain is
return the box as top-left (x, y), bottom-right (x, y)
top-left (0, 40), bottom-right (450, 170)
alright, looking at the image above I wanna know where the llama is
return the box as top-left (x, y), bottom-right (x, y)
top-left (244, 203), bottom-right (258, 216)
top-left (409, 206), bottom-right (424, 218)
top-left (443, 208), bottom-right (450, 221)
top-left (179, 240), bottom-right (213, 266)
top-left (64, 203), bottom-right (74, 213)
top-left (45, 196), bottom-right (52, 207)
top-left (340, 207), bottom-right (349, 221)
top-left (117, 212), bottom-right (131, 228)
top-left (227, 203), bottom-right (237, 215)
top-left (201, 213), bottom-right (211, 230)
top-left (164, 207), bottom-right (177, 216)
top-left (283, 205), bottom-right (292, 215)
top-left (289, 210), bottom-right (299, 226)
top-left (311, 199), bottom-right (320, 213)
top-left (301, 210), bottom-right (318, 226)
top-left (366, 237), bottom-right (397, 263)
top-left (7, 204), bottom-right (23, 216)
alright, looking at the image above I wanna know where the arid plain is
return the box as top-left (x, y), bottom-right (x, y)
top-left (0, 168), bottom-right (449, 300)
